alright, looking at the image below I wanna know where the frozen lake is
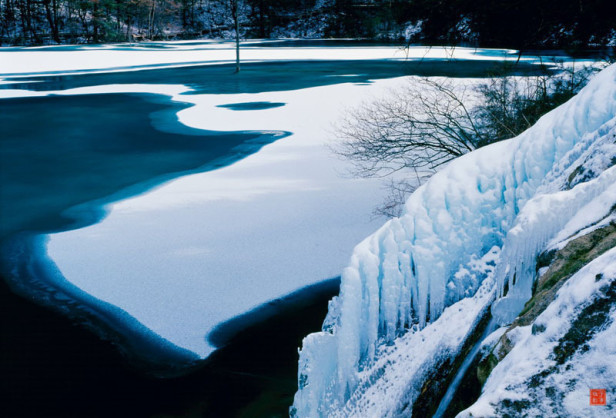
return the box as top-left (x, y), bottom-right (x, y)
top-left (0, 40), bottom-right (562, 362)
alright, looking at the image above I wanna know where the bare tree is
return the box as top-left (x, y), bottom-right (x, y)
top-left (334, 78), bottom-right (485, 179)
top-left (476, 65), bottom-right (598, 144)
top-left (335, 65), bottom-right (599, 218)
top-left (229, 0), bottom-right (241, 72)
top-left (372, 177), bottom-right (426, 218)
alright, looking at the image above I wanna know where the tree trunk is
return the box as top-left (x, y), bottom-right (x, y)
top-left (52, 0), bottom-right (59, 41)
top-left (25, 0), bottom-right (37, 43)
top-left (258, 0), bottom-right (265, 38)
top-left (149, 0), bottom-right (156, 39)
top-left (235, 19), bottom-right (240, 73)
top-left (92, 1), bottom-right (99, 43)
top-left (42, 0), bottom-right (60, 43)
top-left (232, 0), bottom-right (240, 73)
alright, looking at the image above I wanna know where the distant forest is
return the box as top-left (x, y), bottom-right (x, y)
top-left (1, 0), bottom-right (614, 49)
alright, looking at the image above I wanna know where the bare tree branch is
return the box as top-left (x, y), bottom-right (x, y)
top-left (334, 64), bottom-right (599, 218)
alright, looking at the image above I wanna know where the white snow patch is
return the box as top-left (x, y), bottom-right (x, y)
top-left (0, 41), bottom-right (544, 76)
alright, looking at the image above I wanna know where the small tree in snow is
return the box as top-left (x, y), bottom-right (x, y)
top-left (227, 0), bottom-right (248, 73)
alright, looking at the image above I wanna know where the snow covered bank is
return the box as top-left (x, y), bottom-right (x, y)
top-left (293, 64), bottom-right (616, 416)
top-left (0, 41), bottom-right (527, 76)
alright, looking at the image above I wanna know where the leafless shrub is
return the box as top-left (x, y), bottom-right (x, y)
top-left (335, 64), bottom-right (599, 218)
top-left (335, 78), bottom-right (485, 179)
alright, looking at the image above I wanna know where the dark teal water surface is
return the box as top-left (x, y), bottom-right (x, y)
top-left (217, 101), bottom-right (286, 111)
top-left (0, 93), bottom-right (287, 239)
top-left (1, 58), bottom-right (552, 92)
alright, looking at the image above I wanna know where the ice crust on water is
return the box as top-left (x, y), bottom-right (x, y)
top-left (293, 64), bottom-right (616, 416)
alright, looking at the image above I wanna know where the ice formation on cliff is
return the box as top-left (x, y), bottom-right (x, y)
top-left (293, 64), bottom-right (616, 416)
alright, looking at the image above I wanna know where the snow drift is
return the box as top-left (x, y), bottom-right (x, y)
top-left (292, 64), bottom-right (616, 416)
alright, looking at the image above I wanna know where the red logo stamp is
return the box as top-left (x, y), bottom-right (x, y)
top-left (590, 389), bottom-right (606, 406)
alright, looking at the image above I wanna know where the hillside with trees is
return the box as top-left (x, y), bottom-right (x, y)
top-left (1, 0), bottom-right (614, 48)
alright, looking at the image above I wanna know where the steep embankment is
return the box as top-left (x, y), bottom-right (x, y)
top-left (460, 224), bottom-right (616, 417)
top-left (292, 64), bottom-right (616, 416)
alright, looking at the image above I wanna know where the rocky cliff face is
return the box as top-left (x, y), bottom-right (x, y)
top-left (461, 226), bottom-right (616, 417)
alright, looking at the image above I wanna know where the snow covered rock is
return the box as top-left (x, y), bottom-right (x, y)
top-left (292, 64), bottom-right (616, 416)
top-left (460, 247), bottom-right (616, 417)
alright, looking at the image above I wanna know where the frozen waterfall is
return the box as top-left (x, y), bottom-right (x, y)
top-left (292, 64), bottom-right (616, 416)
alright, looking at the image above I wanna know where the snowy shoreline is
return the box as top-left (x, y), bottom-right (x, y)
top-left (0, 234), bottom-right (200, 375)
top-left (0, 40), bottom-right (527, 76)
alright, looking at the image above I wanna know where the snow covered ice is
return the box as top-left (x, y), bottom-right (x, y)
top-left (2, 41), bottom-right (561, 358)
top-left (293, 64), bottom-right (616, 416)
top-left (0, 41), bottom-right (530, 75)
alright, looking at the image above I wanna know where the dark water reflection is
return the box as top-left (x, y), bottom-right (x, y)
top-left (2, 59), bottom-right (554, 94)
top-left (0, 93), bottom-right (287, 239)
top-left (217, 101), bottom-right (286, 111)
